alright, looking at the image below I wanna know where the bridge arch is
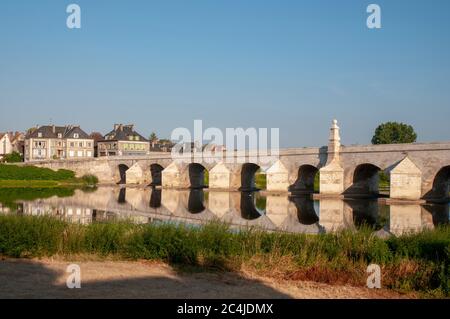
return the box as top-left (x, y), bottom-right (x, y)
top-left (346, 163), bottom-right (381, 197)
top-left (117, 164), bottom-right (129, 184)
top-left (188, 163), bottom-right (208, 189)
top-left (290, 165), bottom-right (319, 194)
top-left (428, 166), bottom-right (450, 200)
top-left (150, 164), bottom-right (164, 186)
top-left (240, 163), bottom-right (261, 191)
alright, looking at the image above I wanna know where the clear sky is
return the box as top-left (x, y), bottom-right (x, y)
top-left (0, 0), bottom-right (449, 147)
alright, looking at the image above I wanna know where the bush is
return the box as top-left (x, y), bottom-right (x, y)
top-left (2, 152), bottom-right (23, 163)
top-left (81, 174), bottom-right (99, 185)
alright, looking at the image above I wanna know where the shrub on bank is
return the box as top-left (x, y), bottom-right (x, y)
top-left (1, 152), bottom-right (23, 163)
top-left (0, 215), bottom-right (448, 296)
top-left (81, 174), bottom-right (99, 186)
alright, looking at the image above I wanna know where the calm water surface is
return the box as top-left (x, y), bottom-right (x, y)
top-left (0, 187), bottom-right (448, 236)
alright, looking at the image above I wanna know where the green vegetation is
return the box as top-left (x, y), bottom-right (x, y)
top-left (149, 132), bottom-right (158, 144)
top-left (0, 164), bottom-right (75, 180)
top-left (204, 170), bottom-right (209, 186)
top-left (0, 215), bottom-right (448, 297)
top-left (0, 165), bottom-right (98, 188)
top-left (1, 152), bottom-right (23, 163)
top-left (81, 174), bottom-right (99, 185)
top-left (314, 172), bottom-right (320, 192)
top-left (372, 122), bottom-right (417, 145)
top-left (255, 173), bottom-right (266, 189)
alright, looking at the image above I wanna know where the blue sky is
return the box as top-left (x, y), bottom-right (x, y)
top-left (0, 0), bottom-right (449, 147)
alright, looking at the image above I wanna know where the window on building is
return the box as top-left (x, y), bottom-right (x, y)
top-left (70, 142), bottom-right (74, 147)
top-left (74, 133), bottom-right (79, 139)
top-left (38, 132), bottom-right (42, 138)
top-left (78, 151), bottom-right (83, 157)
top-left (58, 133), bottom-right (62, 138)
top-left (69, 151), bottom-right (74, 157)
top-left (79, 142), bottom-right (83, 147)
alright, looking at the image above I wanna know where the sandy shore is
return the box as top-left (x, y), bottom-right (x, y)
top-left (0, 258), bottom-right (413, 299)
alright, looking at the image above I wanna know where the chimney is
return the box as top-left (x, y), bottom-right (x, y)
top-left (114, 124), bottom-right (121, 131)
top-left (52, 125), bottom-right (56, 134)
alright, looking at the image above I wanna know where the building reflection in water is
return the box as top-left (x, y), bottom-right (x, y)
top-left (2, 187), bottom-right (448, 235)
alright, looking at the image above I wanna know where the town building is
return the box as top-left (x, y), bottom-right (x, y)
top-left (9, 132), bottom-right (25, 156)
top-left (0, 133), bottom-right (12, 160)
top-left (150, 139), bottom-right (175, 152)
top-left (97, 124), bottom-right (150, 157)
top-left (24, 125), bottom-right (94, 162)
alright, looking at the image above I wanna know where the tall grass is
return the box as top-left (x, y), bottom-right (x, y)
top-left (0, 215), bottom-right (448, 296)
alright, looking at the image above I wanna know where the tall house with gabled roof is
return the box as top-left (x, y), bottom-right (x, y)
top-left (24, 125), bottom-right (94, 162)
top-left (98, 124), bottom-right (149, 156)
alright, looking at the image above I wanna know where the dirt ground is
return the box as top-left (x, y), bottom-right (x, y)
top-left (0, 258), bottom-right (413, 299)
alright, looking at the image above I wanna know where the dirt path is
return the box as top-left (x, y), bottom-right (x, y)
top-left (0, 258), bottom-right (412, 299)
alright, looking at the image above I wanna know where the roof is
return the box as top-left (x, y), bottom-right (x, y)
top-left (101, 124), bottom-right (148, 142)
top-left (26, 125), bottom-right (91, 139)
top-left (8, 132), bottom-right (25, 143)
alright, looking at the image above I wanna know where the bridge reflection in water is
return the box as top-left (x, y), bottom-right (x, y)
top-left (2, 187), bottom-right (448, 236)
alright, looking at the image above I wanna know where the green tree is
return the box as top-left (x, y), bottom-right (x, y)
top-left (149, 132), bottom-right (158, 144)
top-left (371, 122), bottom-right (417, 145)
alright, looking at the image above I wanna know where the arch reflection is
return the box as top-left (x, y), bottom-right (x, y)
top-left (289, 196), bottom-right (319, 225)
top-left (240, 192), bottom-right (264, 220)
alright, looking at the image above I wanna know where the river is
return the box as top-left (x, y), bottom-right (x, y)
top-left (0, 187), bottom-right (448, 236)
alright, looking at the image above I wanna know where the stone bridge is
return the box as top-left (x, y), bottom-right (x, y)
top-left (27, 120), bottom-right (450, 202)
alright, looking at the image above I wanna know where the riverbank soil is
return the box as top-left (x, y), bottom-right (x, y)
top-left (0, 258), bottom-right (413, 299)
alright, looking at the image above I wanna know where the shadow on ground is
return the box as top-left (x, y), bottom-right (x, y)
top-left (0, 258), bottom-right (292, 299)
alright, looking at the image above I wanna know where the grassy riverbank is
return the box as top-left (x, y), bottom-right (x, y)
top-left (0, 164), bottom-right (98, 188)
top-left (0, 215), bottom-right (448, 297)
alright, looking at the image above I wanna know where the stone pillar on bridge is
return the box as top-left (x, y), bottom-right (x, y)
top-left (126, 162), bottom-right (151, 185)
top-left (209, 162), bottom-right (232, 189)
top-left (266, 160), bottom-right (290, 192)
top-left (319, 119), bottom-right (344, 195)
top-left (161, 162), bottom-right (190, 188)
top-left (389, 157), bottom-right (422, 201)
